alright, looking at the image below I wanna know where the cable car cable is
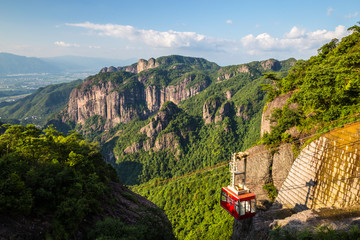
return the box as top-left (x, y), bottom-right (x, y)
top-left (131, 116), bottom-right (360, 192)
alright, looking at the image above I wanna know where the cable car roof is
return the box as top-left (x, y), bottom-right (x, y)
top-left (222, 187), bottom-right (255, 200)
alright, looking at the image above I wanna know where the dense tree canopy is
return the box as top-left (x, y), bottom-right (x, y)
top-left (0, 124), bottom-right (118, 239)
top-left (261, 24), bottom-right (360, 145)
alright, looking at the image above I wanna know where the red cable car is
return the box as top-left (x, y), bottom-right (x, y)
top-left (220, 152), bottom-right (256, 219)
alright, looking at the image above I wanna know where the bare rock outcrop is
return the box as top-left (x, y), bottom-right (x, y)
top-left (272, 143), bottom-right (295, 189)
top-left (153, 132), bottom-right (180, 156)
top-left (217, 65), bottom-right (250, 81)
top-left (246, 145), bottom-right (273, 202)
top-left (203, 98), bottom-right (222, 124)
top-left (215, 102), bottom-right (231, 124)
top-left (100, 58), bottom-right (159, 74)
top-left (236, 105), bottom-right (249, 120)
top-left (137, 58), bottom-right (158, 73)
top-left (260, 59), bottom-right (281, 71)
top-left (65, 66), bottom-right (209, 128)
top-left (121, 102), bottom-right (181, 155)
top-left (140, 102), bottom-right (179, 138)
top-left (64, 79), bottom-right (146, 129)
top-left (146, 74), bottom-right (209, 112)
top-left (261, 92), bottom-right (298, 137)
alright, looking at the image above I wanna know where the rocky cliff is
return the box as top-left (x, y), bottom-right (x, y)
top-left (232, 103), bottom-right (360, 240)
top-left (217, 58), bottom-right (296, 81)
top-left (65, 76), bottom-right (146, 129)
top-left (62, 57), bottom-right (213, 129)
top-left (100, 58), bottom-right (159, 74)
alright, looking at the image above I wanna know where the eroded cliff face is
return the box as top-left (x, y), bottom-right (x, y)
top-left (232, 99), bottom-right (360, 239)
top-left (123, 102), bottom-right (182, 156)
top-left (100, 58), bottom-right (159, 74)
top-left (146, 74), bottom-right (209, 112)
top-left (64, 70), bottom-right (209, 129)
top-left (65, 79), bottom-right (146, 129)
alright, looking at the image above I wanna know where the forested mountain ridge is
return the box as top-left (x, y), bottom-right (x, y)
top-left (0, 54), bottom-right (296, 239)
top-left (261, 24), bottom-right (360, 146)
top-left (47, 55), bottom-right (294, 239)
top-left (53, 55), bottom-right (296, 186)
top-left (228, 24), bottom-right (360, 240)
top-left (0, 80), bottom-right (82, 126)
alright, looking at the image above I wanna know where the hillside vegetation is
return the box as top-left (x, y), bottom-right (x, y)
top-left (133, 166), bottom-right (233, 239)
top-left (262, 24), bottom-right (360, 145)
top-left (0, 80), bottom-right (82, 126)
top-left (96, 57), bottom-right (295, 186)
top-left (0, 124), bottom-right (174, 240)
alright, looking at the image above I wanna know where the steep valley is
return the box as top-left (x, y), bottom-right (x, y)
top-left (1, 24), bottom-right (360, 239)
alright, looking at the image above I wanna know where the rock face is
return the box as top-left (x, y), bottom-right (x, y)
top-left (277, 121), bottom-right (360, 211)
top-left (65, 79), bottom-right (146, 129)
top-left (122, 102), bottom-right (182, 156)
top-left (232, 119), bottom-right (360, 240)
top-left (272, 143), bottom-right (295, 189)
top-left (100, 58), bottom-right (159, 74)
top-left (236, 105), bottom-right (249, 120)
top-left (261, 59), bottom-right (281, 71)
top-left (245, 145), bottom-right (273, 203)
top-left (261, 92), bottom-right (298, 137)
top-left (140, 102), bottom-right (179, 138)
top-left (215, 102), bottom-right (231, 124)
top-left (202, 98), bottom-right (222, 124)
top-left (217, 65), bottom-right (250, 81)
top-left (137, 58), bottom-right (158, 73)
top-left (146, 74), bottom-right (209, 112)
top-left (64, 69), bottom-right (209, 129)
top-left (232, 204), bottom-right (360, 240)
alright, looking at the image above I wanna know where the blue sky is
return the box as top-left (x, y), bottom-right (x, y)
top-left (0, 0), bottom-right (359, 65)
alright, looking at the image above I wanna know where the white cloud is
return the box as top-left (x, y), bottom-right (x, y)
top-left (284, 26), bottom-right (306, 39)
top-left (327, 8), bottom-right (334, 16)
top-left (88, 45), bottom-right (101, 49)
top-left (66, 22), bottom-right (228, 50)
top-left (54, 41), bottom-right (79, 47)
top-left (345, 12), bottom-right (359, 18)
top-left (241, 25), bottom-right (348, 55)
top-left (226, 20), bottom-right (233, 24)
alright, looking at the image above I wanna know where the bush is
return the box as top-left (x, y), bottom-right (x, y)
top-left (263, 182), bottom-right (278, 201)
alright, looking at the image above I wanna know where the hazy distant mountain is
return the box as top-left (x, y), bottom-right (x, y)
top-left (43, 55), bottom-right (137, 72)
top-left (0, 52), bottom-right (61, 75)
top-left (0, 52), bottom-right (136, 75)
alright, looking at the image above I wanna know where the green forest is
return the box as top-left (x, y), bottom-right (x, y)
top-left (261, 24), bottom-right (360, 146)
top-left (1, 23), bottom-right (360, 239)
top-left (133, 166), bottom-right (233, 239)
top-left (0, 124), bottom-right (173, 239)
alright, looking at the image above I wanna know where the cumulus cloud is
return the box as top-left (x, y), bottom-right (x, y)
top-left (226, 20), bottom-right (233, 24)
top-left (54, 41), bottom-right (79, 47)
top-left (66, 22), bottom-right (229, 50)
top-left (240, 25), bottom-right (348, 55)
top-left (345, 12), bottom-right (359, 18)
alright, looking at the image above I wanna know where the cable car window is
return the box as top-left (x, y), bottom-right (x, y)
top-left (221, 191), bottom-right (227, 202)
top-left (240, 201), bottom-right (246, 216)
top-left (235, 200), bottom-right (239, 214)
top-left (251, 199), bottom-right (256, 213)
top-left (230, 197), bottom-right (233, 206)
top-left (245, 200), bottom-right (251, 212)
